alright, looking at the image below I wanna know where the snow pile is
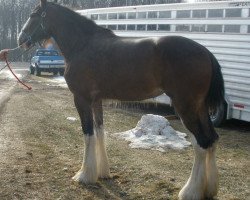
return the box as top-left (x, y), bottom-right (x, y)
top-left (115, 114), bottom-right (191, 152)
top-left (67, 117), bottom-right (77, 122)
top-left (49, 76), bottom-right (67, 88)
top-left (2, 71), bottom-right (22, 80)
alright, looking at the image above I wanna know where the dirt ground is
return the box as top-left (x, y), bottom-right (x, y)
top-left (0, 74), bottom-right (249, 200)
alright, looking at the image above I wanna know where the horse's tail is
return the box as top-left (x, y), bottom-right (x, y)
top-left (206, 52), bottom-right (225, 111)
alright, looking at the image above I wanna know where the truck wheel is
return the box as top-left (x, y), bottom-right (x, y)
top-left (35, 66), bottom-right (41, 76)
top-left (53, 69), bottom-right (58, 76)
top-left (30, 66), bottom-right (35, 75)
top-left (59, 68), bottom-right (65, 76)
top-left (209, 102), bottom-right (226, 127)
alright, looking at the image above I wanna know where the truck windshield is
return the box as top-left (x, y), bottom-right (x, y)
top-left (37, 50), bottom-right (59, 56)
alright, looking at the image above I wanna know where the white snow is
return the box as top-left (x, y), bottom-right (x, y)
top-left (49, 76), bottom-right (68, 88)
top-left (67, 117), bottom-right (77, 122)
top-left (1, 70), bottom-right (22, 80)
top-left (115, 114), bottom-right (191, 152)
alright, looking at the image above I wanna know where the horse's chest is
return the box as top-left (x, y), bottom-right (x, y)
top-left (64, 65), bottom-right (96, 95)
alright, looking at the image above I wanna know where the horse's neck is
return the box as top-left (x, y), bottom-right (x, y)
top-left (49, 11), bottom-right (104, 60)
top-left (51, 26), bottom-right (88, 59)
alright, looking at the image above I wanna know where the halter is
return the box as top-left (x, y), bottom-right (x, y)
top-left (0, 8), bottom-right (49, 90)
top-left (20, 8), bottom-right (49, 47)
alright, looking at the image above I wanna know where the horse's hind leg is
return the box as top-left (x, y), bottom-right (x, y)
top-left (92, 100), bottom-right (110, 179)
top-left (72, 95), bottom-right (98, 184)
top-left (206, 140), bottom-right (219, 198)
top-left (174, 101), bottom-right (219, 200)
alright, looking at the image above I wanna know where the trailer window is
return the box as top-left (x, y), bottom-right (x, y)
top-left (158, 24), bottom-right (170, 31)
top-left (138, 12), bottom-right (147, 19)
top-left (248, 25), bottom-right (250, 33)
top-left (128, 12), bottom-right (136, 19)
top-left (137, 24), bottom-right (146, 31)
top-left (176, 24), bottom-right (190, 32)
top-left (147, 24), bottom-right (157, 31)
top-left (118, 13), bottom-right (126, 19)
top-left (148, 11), bottom-right (157, 18)
top-left (159, 11), bottom-right (171, 18)
top-left (99, 14), bottom-right (107, 20)
top-left (208, 9), bottom-right (223, 18)
top-left (118, 25), bottom-right (126, 30)
top-left (100, 25), bottom-right (107, 28)
top-left (207, 25), bottom-right (222, 32)
top-left (225, 9), bottom-right (241, 17)
top-left (108, 13), bottom-right (117, 19)
top-left (107, 25), bottom-right (116, 30)
top-left (91, 14), bottom-right (98, 20)
top-left (191, 24), bottom-right (205, 32)
top-left (192, 10), bottom-right (206, 18)
top-left (127, 24), bottom-right (136, 30)
top-left (176, 10), bottom-right (191, 18)
top-left (224, 25), bottom-right (240, 33)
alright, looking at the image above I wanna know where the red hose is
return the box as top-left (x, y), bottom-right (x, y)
top-left (4, 53), bottom-right (32, 90)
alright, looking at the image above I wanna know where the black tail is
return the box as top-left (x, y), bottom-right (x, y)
top-left (206, 52), bottom-right (225, 111)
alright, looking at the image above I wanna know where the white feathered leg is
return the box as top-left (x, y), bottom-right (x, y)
top-left (205, 142), bottom-right (219, 198)
top-left (72, 135), bottom-right (98, 184)
top-left (96, 125), bottom-right (110, 178)
top-left (179, 135), bottom-right (207, 200)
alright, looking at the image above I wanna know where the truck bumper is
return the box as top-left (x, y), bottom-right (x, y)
top-left (38, 65), bottom-right (65, 69)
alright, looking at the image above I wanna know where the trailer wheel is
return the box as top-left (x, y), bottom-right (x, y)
top-left (209, 102), bottom-right (226, 127)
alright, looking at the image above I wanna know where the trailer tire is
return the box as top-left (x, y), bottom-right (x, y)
top-left (210, 102), bottom-right (226, 127)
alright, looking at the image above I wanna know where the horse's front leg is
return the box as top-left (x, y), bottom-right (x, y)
top-left (92, 100), bottom-right (110, 179)
top-left (72, 95), bottom-right (98, 184)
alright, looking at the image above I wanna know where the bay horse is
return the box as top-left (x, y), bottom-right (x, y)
top-left (18, 0), bottom-right (224, 199)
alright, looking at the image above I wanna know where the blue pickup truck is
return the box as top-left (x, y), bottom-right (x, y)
top-left (30, 49), bottom-right (65, 76)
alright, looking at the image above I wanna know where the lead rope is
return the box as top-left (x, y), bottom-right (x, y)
top-left (0, 10), bottom-right (48, 90)
top-left (3, 52), bottom-right (32, 90)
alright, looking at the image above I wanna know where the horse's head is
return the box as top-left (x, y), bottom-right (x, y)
top-left (18, 0), bottom-right (51, 49)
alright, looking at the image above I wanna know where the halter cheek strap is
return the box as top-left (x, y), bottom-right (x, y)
top-left (20, 9), bottom-right (49, 47)
top-left (41, 11), bottom-right (47, 31)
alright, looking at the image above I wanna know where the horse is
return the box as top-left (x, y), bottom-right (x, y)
top-left (18, 1), bottom-right (224, 199)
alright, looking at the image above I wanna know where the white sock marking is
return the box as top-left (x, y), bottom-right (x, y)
top-left (72, 135), bottom-right (98, 184)
top-left (179, 135), bottom-right (207, 200)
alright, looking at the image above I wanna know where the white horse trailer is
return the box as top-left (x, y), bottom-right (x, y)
top-left (77, 0), bottom-right (250, 126)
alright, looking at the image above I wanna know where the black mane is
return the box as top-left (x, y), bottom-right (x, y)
top-left (48, 2), bottom-right (114, 37)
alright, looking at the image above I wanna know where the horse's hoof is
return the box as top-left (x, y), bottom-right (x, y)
top-left (72, 170), bottom-right (98, 184)
top-left (205, 187), bottom-right (218, 199)
top-left (178, 185), bottom-right (204, 200)
top-left (98, 168), bottom-right (111, 179)
top-left (99, 173), bottom-right (111, 180)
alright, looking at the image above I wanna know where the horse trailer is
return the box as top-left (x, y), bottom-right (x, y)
top-left (77, 0), bottom-right (250, 126)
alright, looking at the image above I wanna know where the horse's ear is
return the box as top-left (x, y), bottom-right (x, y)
top-left (40, 0), bottom-right (47, 9)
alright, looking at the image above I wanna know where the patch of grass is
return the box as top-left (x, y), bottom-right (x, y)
top-left (0, 77), bottom-right (249, 200)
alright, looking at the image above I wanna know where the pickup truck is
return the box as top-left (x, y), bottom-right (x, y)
top-left (30, 49), bottom-right (65, 76)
